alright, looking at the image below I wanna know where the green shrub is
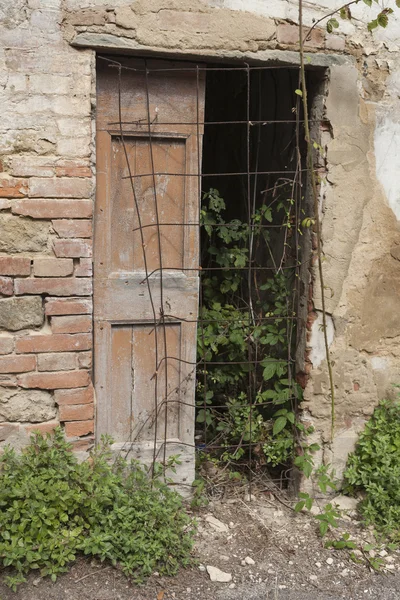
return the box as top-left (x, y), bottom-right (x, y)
top-left (0, 429), bottom-right (195, 591)
top-left (344, 399), bottom-right (400, 538)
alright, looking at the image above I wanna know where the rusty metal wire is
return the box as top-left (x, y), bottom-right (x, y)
top-left (100, 55), bottom-right (309, 492)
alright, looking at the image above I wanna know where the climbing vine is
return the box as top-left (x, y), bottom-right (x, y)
top-left (196, 188), bottom-right (311, 470)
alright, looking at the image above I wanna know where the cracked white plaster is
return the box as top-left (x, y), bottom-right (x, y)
top-left (309, 311), bottom-right (335, 368)
top-left (375, 112), bottom-right (400, 220)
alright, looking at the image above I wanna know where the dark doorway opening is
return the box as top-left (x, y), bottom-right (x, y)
top-left (196, 64), bottom-right (322, 490)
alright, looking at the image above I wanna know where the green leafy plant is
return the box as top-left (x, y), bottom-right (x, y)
top-left (344, 399), bottom-right (400, 539)
top-left (196, 188), bottom-right (304, 468)
top-left (0, 429), bottom-right (195, 590)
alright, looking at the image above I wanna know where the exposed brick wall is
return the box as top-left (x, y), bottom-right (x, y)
top-left (0, 0), bottom-right (95, 451)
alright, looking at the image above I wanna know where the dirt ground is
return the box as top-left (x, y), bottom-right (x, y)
top-left (2, 491), bottom-right (400, 600)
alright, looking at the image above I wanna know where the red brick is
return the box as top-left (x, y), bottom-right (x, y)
top-left (15, 277), bottom-right (92, 296)
top-left (51, 315), bottom-right (92, 334)
top-left (53, 239), bottom-right (92, 258)
top-left (29, 177), bottom-right (92, 198)
top-left (18, 370), bottom-right (89, 389)
top-left (0, 422), bottom-right (20, 441)
top-left (55, 384), bottom-right (94, 405)
top-left (16, 333), bottom-right (92, 354)
top-left (75, 258), bottom-right (92, 277)
top-left (0, 376), bottom-right (17, 388)
top-left (0, 199), bottom-right (12, 210)
top-left (0, 354), bottom-right (36, 373)
top-left (24, 420), bottom-right (60, 435)
top-left (77, 351), bottom-right (92, 369)
top-left (70, 436), bottom-right (94, 451)
top-left (38, 352), bottom-right (77, 371)
top-left (0, 178), bottom-right (27, 198)
top-left (33, 258), bottom-right (73, 277)
top-left (59, 402), bottom-right (94, 421)
top-left (55, 163), bottom-right (92, 178)
top-left (277, 23), bottom-right (325, 48)
top-left (12, 199), bottom-right (92, 219)
top-left (325, 34), bottom-right (345, 51)
top-left (0, 257), bottom-right (31, 276)
top-left (65, 419), bottom-right (94, 437)
top-left (9, 156), bottom-right (55, 178)
top-left (0, 337), bottom-right (14, 355)
top-left (52, 219), bottom-right (92, 238)
top-left (45, 297), bottom-right (92, 316)
top-left (0, 277), bottom-right (13, 296)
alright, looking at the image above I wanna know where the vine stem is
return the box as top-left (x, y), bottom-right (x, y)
top-left (304, 0), bottom-right (361, 41)
top-left (299, 0), bottom-right (336, 441)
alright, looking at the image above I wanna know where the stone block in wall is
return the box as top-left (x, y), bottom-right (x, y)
top-left (15, 333), bottom-right (92, 354)
top-left (12, 199), bottom-right (93, 219)
top-left (56, 137), bottom-right (91, 158)
top-left (29, 74), bottom-right (71, 95)
top-left (0, 422), bottom-right (19, 441)
top-left (18, 370), bottom-right (90, 390)
top-left (0, 388), bottom-right (56, 422)
top-left (8, 156), bottom-right (55, 178)
top-left (0, 296), bottom-right (44, 331)
top-left (0, 215), bottom-right (49, 253)
top-left (45, 297), bottom-right (92, 316)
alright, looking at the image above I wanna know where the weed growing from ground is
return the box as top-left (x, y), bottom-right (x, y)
top-left (0, 429), bottom-right (195, 591)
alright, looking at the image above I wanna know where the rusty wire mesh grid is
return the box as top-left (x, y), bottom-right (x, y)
top-left (97, 55), bottom-right (314, 495)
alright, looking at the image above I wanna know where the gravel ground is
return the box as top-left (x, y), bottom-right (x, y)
top-left (1, 492), bottom-right (399, 600)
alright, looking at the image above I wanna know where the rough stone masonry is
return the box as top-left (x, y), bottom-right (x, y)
top-left (1, 0), bottom-right (400, 477)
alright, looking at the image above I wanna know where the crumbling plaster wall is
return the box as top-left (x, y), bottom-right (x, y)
top-left (1, 0), bottom-right (400, 477)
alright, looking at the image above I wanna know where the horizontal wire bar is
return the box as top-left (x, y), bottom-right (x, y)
top-left (122, 169), bottom-right (307, 179)
top-left (140, 263), bottom-right (303, 282)
top-left (156, 355), bottom-right (295, 367)
top-left (99, 57), bottom-right (305, 72)
top-left (162, 315), bottom-right (300, 324)
top-left (132, 221), bottom-right (296, 232)
top-left (109, 119), bottom-right (317, 126)
top-left (157, 397), bottom-right (298, 411)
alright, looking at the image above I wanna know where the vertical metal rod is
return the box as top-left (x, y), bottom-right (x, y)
top-left (144, 61), bottom-right (170, 472)
top-left (246, 63), bottom-right (253, 499)
top-left (196, 66), bottom-right (208, 452)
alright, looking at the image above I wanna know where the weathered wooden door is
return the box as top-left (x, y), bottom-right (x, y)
top-left (95, 57), bottom-right (205, 483)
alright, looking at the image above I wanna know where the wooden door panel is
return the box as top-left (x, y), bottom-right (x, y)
top-left (95, 57), bottom-right (205, 472)
top-left (110, 135), bottom-right (186, 273)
